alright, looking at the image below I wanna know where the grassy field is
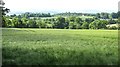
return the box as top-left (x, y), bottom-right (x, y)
top-left (2, 28), bottom-right (118, 65)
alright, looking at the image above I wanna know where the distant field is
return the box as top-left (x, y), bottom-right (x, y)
top-left (106, 24), bottom-right (119, 28)
top-left (2, 28), bottom-right (118, 65)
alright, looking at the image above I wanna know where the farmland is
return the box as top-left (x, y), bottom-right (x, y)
top-left (2, 28), bottom-right (118, 65)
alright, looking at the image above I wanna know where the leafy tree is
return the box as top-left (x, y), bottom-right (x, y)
top-left (72, 22), bottom-right (81, 29)
top-left (89, 21), bottom-right (96, 29)
top-left (75, 17), bottom-right (83, 26)
top-left (39, 21), bottom-right (46, 28)
top-left (12, 17), bottom-right (19, 27)
top-left (27, 19), bottom-right (37, 28)
top-left (55, 17), bottom-right (66, 29)
top-left (108, 19), bottom-right (116, 24)
top-left (69, 22), bottom-right (74, 29)
top-left (101, 12), bottom-right (109, 19)
top-left (21, 17), bottom-right (28, 27)
top-left (2, 8), bottom-right (10, 15)
top-left (6, 19), bottom-right (13, 27)
top-left (89, 20), bottom-right (99, 29)
top-left (96, 13), bottom-right (101, 18)
top-left (1, 1), bottom-right (10, 27)
top-left (81, 22), bottom-right (89, 29)
top-left (85, 18), bottom-right (94, 23)
top-left (16, 18), bottom-right (24, 28)
top-left (36, 20), bottom-right (41, 28)
top-left (111, 12), bottom-right (118, 19)
top-left (89, 20), bottom-right (106, 29)
top-left (75, 17), bottom-right (83, 23)
top-left (10, 14), bottom-right (16, 17)
top-left (46, 23), bottom-right (53, 28)
top-left (69, 16), bottom-right (76, 22)
top-left (2, 16), bottom-right (6, 27)
top-left (20, 12), bottom-right (52, 18)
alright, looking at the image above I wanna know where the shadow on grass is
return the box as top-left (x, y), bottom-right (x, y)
top-left (2, 45), bottom-right (118, 66)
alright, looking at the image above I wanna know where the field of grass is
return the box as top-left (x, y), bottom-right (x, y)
top-left (2, 28), bottom-right (118, 65)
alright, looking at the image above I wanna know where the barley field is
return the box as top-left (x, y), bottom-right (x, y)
top-left (2, 28), bottom-right (118, 65)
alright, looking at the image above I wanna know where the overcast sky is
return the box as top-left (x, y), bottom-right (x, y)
top-left (3, 0), bottom-right (120, 14)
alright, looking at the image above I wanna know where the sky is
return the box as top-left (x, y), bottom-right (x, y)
top-left (3, 0), bottom-right (120, 14)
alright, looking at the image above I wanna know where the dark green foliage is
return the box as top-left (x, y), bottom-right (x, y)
top-left (96, 13), bottom-right (101, 18)
top-left (85, 18), bottom-right (94, 23)
top-left (69, 16), bottom-right (76, 22)
top-left (111, 12), bottom-right (118, 19)
top-left (100, 12), bottom-right (110, 19)
top-left (81, 22), bottom-right (89, 29)
top-left (2, 8), bottom-right (10, 15)
top-left (55, 17), bottom-right (66, 29)
top-left (89, 20), bottom-right (107, 29)
top-left (54, 12), bottom-right (96, 17)
top-left (108, 19), bottom-right (117, 24)
top-left (75, 17), bottom-right (83, 23)
top-left (3, 12), bottom-right (119, 29)
top-left (1, 2), bottom-right (10, 27)
top-left (21, 12), bottom-right (51, 18)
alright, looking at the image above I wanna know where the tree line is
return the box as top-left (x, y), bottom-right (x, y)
top-left (10, 12), bottom-right (51, 18)
top-left (2, 14), bottom-right (119, 29)
top-left (9, 12), bottom-right (119, 19)
top-left (54, 12), bottom-right (119, 19)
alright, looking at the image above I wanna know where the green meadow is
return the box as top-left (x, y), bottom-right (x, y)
top-left (2, 28), bottom-right (118, 65)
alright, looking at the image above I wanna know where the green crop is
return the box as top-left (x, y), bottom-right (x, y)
top-left (2, 28), bottom-right (118, 65)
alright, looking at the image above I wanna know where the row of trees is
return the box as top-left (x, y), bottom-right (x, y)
top-left (55, 12), bottom-right (119, 19)
top-left (54, 12), bottom-right (96, 17)
top-left (10, 12), bottom-right (51, 18)
top-left (9, 12), bottom-right (119, 19)
top-left (2, 16), bottom-right (119, 29)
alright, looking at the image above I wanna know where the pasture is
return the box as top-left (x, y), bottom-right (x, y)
top-left (2, 28), bottom-right (118, 65)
